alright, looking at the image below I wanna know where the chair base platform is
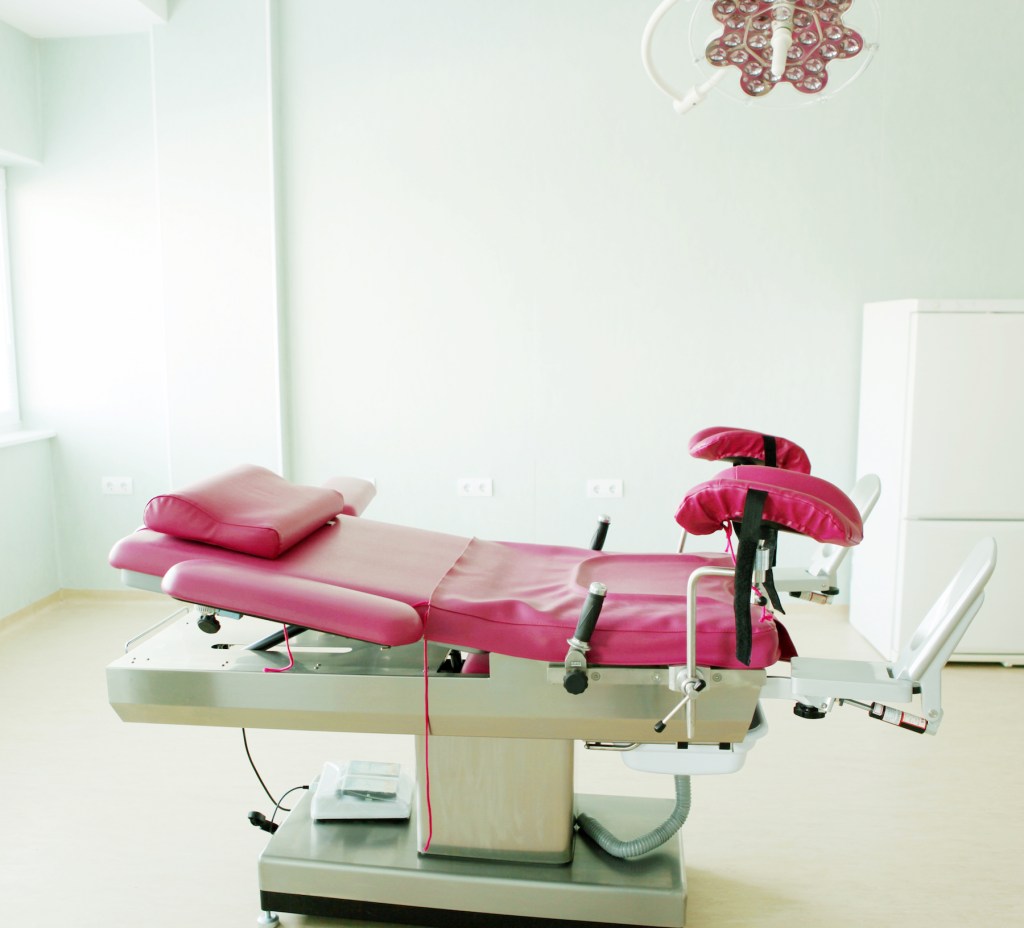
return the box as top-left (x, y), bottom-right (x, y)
top-left (259, 792), bottom-right (686, 928)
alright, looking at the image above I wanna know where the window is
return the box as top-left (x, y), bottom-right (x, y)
top-left (0, 168), bottom-right (20, 429)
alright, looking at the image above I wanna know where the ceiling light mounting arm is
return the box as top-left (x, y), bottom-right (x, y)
top-left (641, 0), bottom-right (728, 115)
top-left (770, 1), bottom-right (796, 79)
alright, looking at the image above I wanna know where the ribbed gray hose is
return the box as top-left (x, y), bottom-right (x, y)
top-left (575, 775), bottom-right (691, 859)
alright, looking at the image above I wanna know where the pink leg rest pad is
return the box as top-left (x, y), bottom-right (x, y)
top-left (689, 426), bottom-right (812, 473)
top-left (163, 559), bottom-right (423, 645)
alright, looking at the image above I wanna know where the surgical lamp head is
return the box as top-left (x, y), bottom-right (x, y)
top-left (642, 0), bottom-right (879, 114)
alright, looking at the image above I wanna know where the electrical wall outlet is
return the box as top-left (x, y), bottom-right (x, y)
top-left (458, 478), bottom-right (493, 497)
top-left (101, 476), bottom-right (134, 495)
top-left (586, 479), bottom-right (623, 499)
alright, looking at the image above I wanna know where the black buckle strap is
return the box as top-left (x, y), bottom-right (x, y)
top-left (762, 433), bottom-right (777, 468)
top-left (764, 564), bottom-right (785, 615)
top-left (732, 490), bottom-right (764, 666)
top-left (731, 489), bottom-right (785, 666)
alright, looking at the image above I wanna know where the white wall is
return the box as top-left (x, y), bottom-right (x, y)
top-left (0, 437), bottom-right (58, 615)
top-left (4, 0), bottom-right (1024, 596)
top-left (6, 1), bottom-right (285, 591)
top-left (150, 0), bottom-right (285, 486)
top-left (7, 36), bottom-right (167, 589)
top-left (0, 22), bottom-right (50, 611)
top-left (0, 20), bottom-right (39, 164)
top-left (277, 0), bottom-right (1024, 552)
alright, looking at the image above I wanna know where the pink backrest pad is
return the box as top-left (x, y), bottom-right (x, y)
top-left (675, 465), bottom-right (863, 546)
top-left (144, 465), bottom-right (345, 559)
top-left (688, 426), bottom-right (811, 474)
top-left (112, 513), bottom-right (468, 608)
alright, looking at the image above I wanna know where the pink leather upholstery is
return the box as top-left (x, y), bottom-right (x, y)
top-left (675, 465), bottom-right (863, 545)
top-left (111, 461), bottom-right (870, 670)
top-left (112, 516), bottom-right (468, 609)
top-left (689, 426), bottom-right (812, 474)
top-left (144, 465), bottom-right (344, 558)
top-left (112, 518), bottom-right (788, 668)
top-left (163, 560), bottom-right (423, 645)
top-left (426, 540), bottom-right (788, 668)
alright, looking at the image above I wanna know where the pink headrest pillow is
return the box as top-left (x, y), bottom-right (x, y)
top-left (675, 465), bottom-right (863, 546)
top-left (143, 465), bottom-right (345, 558)
top-left (688, 426), bottom-right (812, 474)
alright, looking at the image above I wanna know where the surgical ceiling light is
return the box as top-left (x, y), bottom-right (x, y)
top-left (642, 0), bottom-right (879, 114)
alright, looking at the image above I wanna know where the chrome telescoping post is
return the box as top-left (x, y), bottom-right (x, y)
top-left (753, 540), bottom-right (771, 585)
top-left (654, 564), bottom-right (733, 739)
top-left (750, 538), bottom-right (777, 608)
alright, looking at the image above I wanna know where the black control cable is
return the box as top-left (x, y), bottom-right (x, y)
top-left (242, 728), bottom-right (308, 833)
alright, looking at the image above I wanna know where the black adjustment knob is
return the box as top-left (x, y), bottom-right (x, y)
top-left (793, 703), bottom-right (826, 720)
top-left (563, 669), bottom-right (589, 695)
top-left (197, 614), bottom-right (221, 634)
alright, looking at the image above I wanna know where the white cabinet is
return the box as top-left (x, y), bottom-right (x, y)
top-left (850, 299), bottom-right (1024, 665)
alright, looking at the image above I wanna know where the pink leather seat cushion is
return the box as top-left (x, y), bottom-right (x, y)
top-left (427, 539), bottom-right (790, 669)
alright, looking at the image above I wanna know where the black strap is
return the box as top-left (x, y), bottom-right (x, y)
top-left (732, 489), bottom-right (768, 666)
top-left (763, 567), bottom-right (785, 615)
top-left (761, 524), bottom-right (785, 616)
top-left (762, 434), bottom-right (777, 468)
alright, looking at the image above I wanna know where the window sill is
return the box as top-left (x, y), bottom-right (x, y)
top-left (0, 428), bottom-right (56, 449)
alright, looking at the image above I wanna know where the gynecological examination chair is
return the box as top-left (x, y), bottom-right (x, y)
top-left (106, 428), bottom-right (996, 928)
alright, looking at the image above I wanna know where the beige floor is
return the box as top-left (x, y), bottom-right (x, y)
top-left (1, 592), bottom-right (1022, 928)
